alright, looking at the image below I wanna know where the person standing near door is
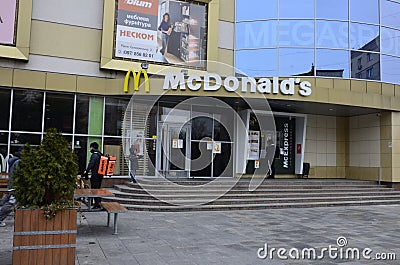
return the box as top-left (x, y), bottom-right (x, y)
top-left (83, 142), bottom-right (103, 209)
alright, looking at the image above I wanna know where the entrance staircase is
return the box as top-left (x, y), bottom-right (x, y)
top-left (103, 178), bottom-right (400, 211)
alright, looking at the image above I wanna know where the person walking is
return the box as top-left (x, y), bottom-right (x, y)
top-left (83, 142), bottom-right (103, 209)
top-left (0, 190), bottom-right (16, 227)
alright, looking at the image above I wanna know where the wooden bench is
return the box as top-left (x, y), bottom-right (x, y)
top-left (100, 202), bottom-right (127, 235)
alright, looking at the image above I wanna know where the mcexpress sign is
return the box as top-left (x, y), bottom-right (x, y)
top-left (163, 73), bottom-right (312, 96)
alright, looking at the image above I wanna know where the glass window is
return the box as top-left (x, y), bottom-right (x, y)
top-left (280, 0), bottom-right (314, 18)
top-left (236, 21), bottom-right (278, 49)
top-left (381, 0), bottom-right (400, 29)
top-left (382, 55), bottom-right (400, 84)
top-left (104, 137), bottom-right (128, 176)
top-left (10, 133), bottom-right (41, 155)
top-left (368, 53), bottom-right (373, 61)
top-left (213, 143), bottom-right (233, 177)
top-left (12, 89), bottom-right (43, 132)
top-left (279, 48), bottom-right (314, 76)
top-left (104, 97), bottom-right (130, 136)
top-left (73, 136), bottom-right (88, 176)
top-left (350, 23), bottom-right (380, 51)
top-left (44, 92), bottom-right (74, 133)
top-left (214, 110), bottom-right (234, 142)
top-left (279, 20), bottom-right (314, 47)
top-left (316, 20), bottom-right (349, 49)
top-left (191, 117), bottom-right (213, 141)
top-left (316, 0), bottom-right (348, 20)
top-left (236, 0), bottom-right (278, 21)
top-left (75, 95), bottom-right (90, 135)
top-left (381, 27), bottom-right (400, 57)
top-left (316, 49), bottom-right (350, 78)
top-left (0, 132), bottom-right (8, 170)
top-left (0, 89), bottom-right (11, 130)
top-left (190, 141), bottom-right (211, 177)
top-left (351, 51), bottom-right (380, 80)
top-left (235, 49), bottom-right (278, 77)
top-left (350, 0), bottom-right (379, 24)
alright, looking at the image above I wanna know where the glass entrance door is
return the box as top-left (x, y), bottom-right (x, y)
top-left (157, 122), bottom-right (191, 178)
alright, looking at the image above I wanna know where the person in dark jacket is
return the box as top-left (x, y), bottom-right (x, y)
top-left (7, 149), bottom-right (22, 190)
top-left (83, 142), bottom-right (103, 209)
top-left (158, 13), bottom-right (172, 55)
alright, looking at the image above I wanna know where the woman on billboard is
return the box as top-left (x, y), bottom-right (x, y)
top-left (158, 13), bottom-right (173, 55)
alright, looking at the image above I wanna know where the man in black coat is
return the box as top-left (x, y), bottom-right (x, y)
top-left (83, 142), bottom-right (103, 209)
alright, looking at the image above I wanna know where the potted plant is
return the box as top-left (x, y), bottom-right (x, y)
top-left (12, 128), bottom-right (78, 265)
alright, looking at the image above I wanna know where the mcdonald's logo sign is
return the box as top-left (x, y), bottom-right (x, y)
top-left (124, 69), bottom-right (150, 93)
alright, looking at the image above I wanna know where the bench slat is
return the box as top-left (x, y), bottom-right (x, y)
top-left (101, 202), bottom-right (127, 213)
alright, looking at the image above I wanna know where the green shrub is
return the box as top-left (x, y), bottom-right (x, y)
top-left (13, 128), bottom-right (78, 217)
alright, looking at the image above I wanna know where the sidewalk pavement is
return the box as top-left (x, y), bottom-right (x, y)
top-left (1, 205), bottom-right (400, 264)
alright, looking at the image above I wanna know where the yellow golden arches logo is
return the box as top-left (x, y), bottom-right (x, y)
top-left (123, 69), bottom-right (150, 93)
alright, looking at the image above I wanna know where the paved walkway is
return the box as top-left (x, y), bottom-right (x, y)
top-left (1, 205), bottom-right (400, 264)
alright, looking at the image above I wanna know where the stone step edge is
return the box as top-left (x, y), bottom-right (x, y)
top-left (119, 200), bottom-right (400, 211)
top-left (108, 188), bottom-right (400, 199)
top-left (103, 195), bottom-right (400, 204)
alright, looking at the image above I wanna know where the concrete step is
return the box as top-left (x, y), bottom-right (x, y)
top-left (134, 178), bottom-right (378, 186)
top-left (118, 199), bottom-right (400, 211)
top-left (102, 193), bottom-right (400, 206)
top-left (114, 185), bottom-right (394, 195)
top-left (107, 188), bottom-right (400, 201)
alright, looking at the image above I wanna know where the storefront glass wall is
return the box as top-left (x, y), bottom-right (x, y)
top-left (235, 0), bottom-right (400, 84)
top-left (0, 87), bottom-right (132, 176)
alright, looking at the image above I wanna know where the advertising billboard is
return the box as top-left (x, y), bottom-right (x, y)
top-left (0, 0), bottom-right (17, 45)
top-left (115, 0), bottom-right (207, 69)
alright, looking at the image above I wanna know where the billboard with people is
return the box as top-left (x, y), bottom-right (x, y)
top-left (115, 0), bottom-right (207, 69)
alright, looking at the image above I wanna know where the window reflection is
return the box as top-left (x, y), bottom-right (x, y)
top-left (316, 0), bottom-right (348, 20)
top-left (350, 23), bottom-right (380, 51)
top-left (235, 49), bottom-right (278, 77)
top-left (0, 89), bottom-right (11, 130)
top-left (12, 90), bottom-right (43, 132)
top-left (280, 0), bottom-right (314, 18)
top-left (44, 92), bottom-right (74, 133)
top-left (279, 20), bottom-right (314, 47)
top-left (316, 49), bottom-right (349, 78)
top-left (316, 20), bottom-right (348, 49)
top-left (351, 51), bottom-right (380, 80)
top-left (381, 27), bottom-right (400, 57)
top-left (236, 0), bottom-right (278, 21)
top-left (382, 55), bottom-right (400, 84)
top-left (104, 97), bottom-right (130, 136)
top-left (279, 48), bottom-right (314, 76)
top-left (236, 21), bottom-right (278, 49)
top-left (350, 0), bottom-right (379, 24)
top-left (75, 95), bottom-right (90, 135)
top-left (381, 0), bottom-right (400, 29)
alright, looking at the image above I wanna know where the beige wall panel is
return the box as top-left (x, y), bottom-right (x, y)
top-left (77, 76), bottom-right (107, 94)
top-left (219, 0), bottom-right (235, 22)
top-left (391, 97), bottom-right (400, 110)
top-left (380, 112), bottom-right (392, 126)
top-left (106, 79), bottom-right (126, 95)
top-left (382, 83), bottom-right (395, 97)
top-left (313, 86), bottom-right (329, 102)
top-left (362, 93), bottom-right (383, 109)
top-left (13, 69), bottom-right (46, 90)
top-left (381, 154), bottom-right (392, 168)
top-left (30, 20), bottom-right (102, 62)
top-left (350, 92), bottom-right (364, 106)
top-left (32, 0), bottom-right (104, 29)
top-left (217, 49), bottom-right (235, 75)
top-left (333, 79), bottom-right (350, 91)
top-left (218, 21), bottom-right (234, 50)
top-left (326, 167), bottom-right (337, 178)
top-left (329, 90), bottom-right (352, 105)
top-left (392, 126), bottom-right (400, 140)
top-left (46, 73), bottom-right (77, 92)
top-left (316, 78), bottom-right (333, 89)
top-left (0, 68), bottom-right (13, 86)
top-left (396, 85), bottom-right (400, 97)
top-left (315, 166), bottom-right (327, 178)
top-left (350, 80), bottom-right (366, 93)
top-left (391, 112), bottom-right (400, 126)
top-left (381, 168), bottom-right (392, 182)
top-left (380, 125), bottom-right (391, 140)
top-left (366, 81), bottom-right (381, 95)
top-left (337, 167), bottom-right (345, 178)
top-left (391, 167), bottom-right (400, 182)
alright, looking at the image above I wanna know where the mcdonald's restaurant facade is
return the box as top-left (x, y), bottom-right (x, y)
top-left (1, 0), bottom-right (400, 187)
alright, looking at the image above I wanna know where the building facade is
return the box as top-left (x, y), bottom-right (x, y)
top-left (0, 0), bottom-right (400, 185)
